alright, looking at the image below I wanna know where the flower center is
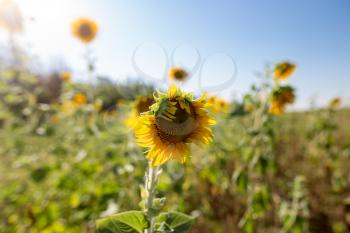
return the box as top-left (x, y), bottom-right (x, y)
top-left (173, 70), bottom-right (186, 80)
top-left (79, 23), bottom-right (92, 38)
top-left (135, 97), bottom-right (154, 115)
top-left (155, 102), bottom-right (197, 143)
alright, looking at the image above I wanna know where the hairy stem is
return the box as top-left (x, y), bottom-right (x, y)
top-left (144, 165), bottom-right (159, 233)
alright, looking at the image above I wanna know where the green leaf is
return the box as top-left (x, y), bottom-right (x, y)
top-left (155, 211), bottom-right (194, 233)
top-left (239, 214), bottom-right (254, 233)
top-left (233, 169), bottom-right (249, 193)
top-left (96, 211), bottom-right (148, 233)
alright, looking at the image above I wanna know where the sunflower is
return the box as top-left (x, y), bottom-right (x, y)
top-left (50, 115), bottom-right (60, 124)
top-left (329, 97), bottom-right (341, 109)
top-left (269, 86), bottom-right (295, 115)
top-left (60, 101), bottom-right (77, 114)
top-left (60, 71), bottom-right (71, 82)
top-left (102, 110), bottom-right (117, 118)
top-left (134, 85), bottom-right (215, 166)
top-left (269, 101), bottom-right (283, 115)
top-left (94, 99), bottom-right (103, 112)
top-left (73, 93), bottom-right (87, 106)
top-left (274, 62), bottom-right (296, 80)
top-left (60, 94), bottom-right (87, 114)
top-left (125, 95), bottom-right (155, 128)
top-left (207, 96), bottom-right (230, 113)
top-left (71, 17), bottom-right (98, 43)
top-left (243, 102), bottom-right (256, 113)
top-left (168, 67), bottom-right (188, 82)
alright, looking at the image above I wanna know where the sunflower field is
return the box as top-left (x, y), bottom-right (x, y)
top-left (1, 1), bottom-right (350, 233)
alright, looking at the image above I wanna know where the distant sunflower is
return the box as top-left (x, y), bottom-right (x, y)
top-left (102, 110), bottom-right (117, 118)
top-left (60, 71), bottom-right (71, 82)
top-left (125, 95), bottom-right (155, 128)
top-left (134, 85), bottom-right (215, 166)
top-left (168, 67), bottom-right (188, 82)
top-left (60, 94), bottom-right (87, 114)
top-left (73, 93), bottom-right (87, 106)
top-left (94, 99), bottom-right (103, 112)
top-left (329, 97), bottom-right (341, 109)
top-left (269, 101), bottom-right (283, 115)
top-left (269, 86), bottom-right (295, 115)
top-left (61, 101), bottom-right (76, 114)
top-left (207, 96), bottom-right (230, 113)
top-left (274, 62), bottom-right (296, 80)
top-left (71, 17), bottom-right (98, 43)
top-left (50, 115), bottom-right (60, 124)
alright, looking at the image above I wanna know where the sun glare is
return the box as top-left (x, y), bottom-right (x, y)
top-left (6, 0), bottom-right (87, 53)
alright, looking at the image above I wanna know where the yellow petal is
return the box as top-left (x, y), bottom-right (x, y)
top-left (168, 85), bottom-right (177, 99)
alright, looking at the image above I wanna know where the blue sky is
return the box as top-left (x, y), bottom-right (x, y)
top-left (2, 0), bottom-right (350, 109)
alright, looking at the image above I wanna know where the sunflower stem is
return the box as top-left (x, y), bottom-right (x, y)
top-left (144, 165), bottom-right (159, 233)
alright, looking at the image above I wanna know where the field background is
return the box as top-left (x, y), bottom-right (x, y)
top-left (1, 0), bottom-right (350, 232)
top-left (0, 71), bottom-right (350, 232)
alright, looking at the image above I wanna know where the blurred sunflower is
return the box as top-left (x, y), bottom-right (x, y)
top-left (71, 17), bottom-right (98, 43)
top-left (60, 101), bottom-right (76, 114)
top-left (134, 85), bottom-right (215, 166)
top-left (274, 62), bottom-right (296, 80)
top-left (0, 0), bottom-right (23, 33)
top-left (94, 99), bottom-right (103, 112)
top-left (243, 102), bottom-right (256, 113)
top-left (102, 110), bottom-right (117, 118)
top-left (50, 115), bottom-right (60, 124)
top-left (270, 101), bottom-right (283, 115)
top-left (73, 93), bottom-right (87, 106)
top-left (60, 71), bottom-right (71, 82)
top-left (207, 96), bottom-right (230, 113)
top-left (168, 67), bottom-right (188, 82)
top-left (270, 86), bottom-right (295, 115)
top-left (329, 97), bottom-right (341, 109)
top-left (125, 95), bottom-right (155, 128)
top-left (60, 94), bottom-right (87, 114)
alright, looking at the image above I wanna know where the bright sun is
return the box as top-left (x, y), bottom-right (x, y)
top-left (2, 0), bottom-right (89, 60)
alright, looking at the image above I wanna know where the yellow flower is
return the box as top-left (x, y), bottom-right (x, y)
top-left (94, 99), bottom-right (103, 112)
top-left (102, 110), bottom-right (117, 118)
top-left (269, 86), bottom-right (295, 115)
top-left (73, 93), bottom-right (87, 106)
top-left (60, 71), bottom-right (71, 82)
top-left (134, 85), bottom-right (215, 166)
top-left (244, 102), bottom-right (256, 113)
top-left (269, 101), bottom-right (284, 115)
top-left (125, 95), bottom-right (155, 128)
top-left (60, 101), bottom-right (77, 114)
top-left (274, 62), bottom-right (296, 80)
top-left (71, 17), bottom-right (98, 43)
top-left (168, 67), bottom-right (188, 82)
top-left (50, 115), bottom-right (60, 124)
top-left (207, 96), bottom-right (230, 113)
top-left (60, 94), bottom-right (87, 114)
top-left (329, 97), bottom-right (341, 109)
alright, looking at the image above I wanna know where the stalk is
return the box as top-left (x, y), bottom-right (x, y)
top-left (144, 165), bottom-right (159, 233)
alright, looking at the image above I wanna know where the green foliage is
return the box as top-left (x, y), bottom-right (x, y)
top-left (233, 169), bottom-right (249, 193)
top-left (239, 215), bottom-right (254, 233)
top-left (1, 64), bottom-right (350, 233)
top-left (279, 176), bottom-right (309, 233)
top-left (30, 166), bottom-right (51, 182)
top-left (93, 77), bottom-right (155, 111)
top-left (155, 212), bottom-right (194, 233)
top-left (96, 211), bottom-right (148, 233)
